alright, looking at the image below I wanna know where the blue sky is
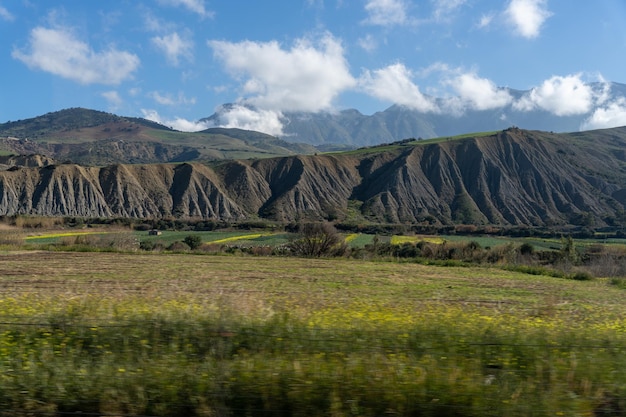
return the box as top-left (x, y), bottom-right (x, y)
top-left (1, 0), bottom-right (626, 134)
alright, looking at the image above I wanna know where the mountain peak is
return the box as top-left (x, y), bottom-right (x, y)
top-left (201, 81), bottom-right (626, 146)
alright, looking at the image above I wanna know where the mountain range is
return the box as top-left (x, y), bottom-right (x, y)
top-left (3, 80), bottom-right (626, 165)
top-left (1, 126), bottom-right (626, 229)
top-left (203, 82), bottom-right (626, 147)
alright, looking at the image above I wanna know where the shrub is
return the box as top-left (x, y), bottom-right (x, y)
top-left (609, 277), bottom-right (626, 289)
top-left (183, 235), bottom-right (203, 250)
top-left (569, 270), bottom-right (594, 281)
top-left (139, 240), bottom-right (156, 251)
top-left (519, 242), bottom-right (534, 256)
top-left (134, 223), bottom-right (153, 232)
top-left (394, 243), bottom-right (419, 258)
top-left (287, 223), bottom-right (345, 257)
top-left (167, 241), bottom-right (189, 252)
top-left (504, 264), bottom-right (566, 278)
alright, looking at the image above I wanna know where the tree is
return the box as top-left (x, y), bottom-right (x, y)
top-left (519, 242), bottom-right (534, 256)
top-left (287, 223), bottom-right (345, 257)
top-left (183, 234), bottom-right (203, 250)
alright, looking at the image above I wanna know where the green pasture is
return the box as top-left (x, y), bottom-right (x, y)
top-left (23, 230), bottom-right (114, 244)
top-left (20, 228), bottom-right (626, 255)
top-left (148, 130), bottom-right (291, 159)
top-left (0, 251), bottom-right (626, 416)
top-left (340, 131), bottom-right (498, 156)
top-left (411, 130), bottom-right (499, 146)
top-left (139, 230), bottom-right (291, 247)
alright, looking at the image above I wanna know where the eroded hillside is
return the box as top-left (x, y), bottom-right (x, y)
top-left (1, 127), bottom-right (626, 227)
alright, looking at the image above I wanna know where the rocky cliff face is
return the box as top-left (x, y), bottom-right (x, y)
top-left (1, 127), bottom-right (625, 227)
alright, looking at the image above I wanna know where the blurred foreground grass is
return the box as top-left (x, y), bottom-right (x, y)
top-left (0, 252), bottom-right (625, 416)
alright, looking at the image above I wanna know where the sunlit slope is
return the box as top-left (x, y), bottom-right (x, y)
top-left (0, 108), bottom-right (316, 163)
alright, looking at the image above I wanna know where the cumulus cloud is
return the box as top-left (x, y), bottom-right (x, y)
top-left (209, 105), bottom-right (286, 136)
top-left (12, 26), bottom-right (139, 85)
top-left (157, 0), bottom-right (214, 19)
top-left (581, 98), bottom-right (626, 130)
top-left (513, 74), bottom-right (595, 116)
top-left (141, 109), bottom-right (210, 132)
top-left (363, 0), bottom-right (409, 26)
top-left (505, 0), bottom-right (552, 38)
top-left (0, 5), bottom-right (14, 21)
top-left (152, 32), bottom-right (193, 66)
top-left (446, 72), bottom-right (513, 111)
top-left (208, 34), bottom-right (355, 113)
top-left (360, 63), bottom-right (438, 112)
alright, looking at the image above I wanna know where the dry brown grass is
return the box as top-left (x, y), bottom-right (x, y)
top-left (0, 251), bottom-right (623, 319)
top-left (12, 215), bottom-right (65, 229)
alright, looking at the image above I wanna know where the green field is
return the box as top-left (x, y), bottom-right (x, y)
top-left (0, 250), bottom-right (625, 416)
top-left (22, 229), bottom-right (291, 247)
top-left (19, 228), bottom-right (626, 257)
top-left (340, 131), bottom-right (499, 157)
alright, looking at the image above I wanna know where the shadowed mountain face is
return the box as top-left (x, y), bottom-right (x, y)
top-left (1, 127), bottom-right (626, 227)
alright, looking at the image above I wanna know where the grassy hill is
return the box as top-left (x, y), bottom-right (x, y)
top-left (0, 108), bottom-right (317, 164)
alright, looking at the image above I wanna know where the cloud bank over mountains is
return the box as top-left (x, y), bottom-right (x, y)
top-left (4, 0), bottom-right (626, 136)
top-left (198, 33), bottom-right (625, 136)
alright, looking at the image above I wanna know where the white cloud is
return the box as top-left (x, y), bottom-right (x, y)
top-left (363, 0), bottom-right (408, 26)
top-left (149, 91), bottom-right (196, 106)
top-left (514, 74), bottom-right (595, 116)
top-left (152, 32), bottom-right (193, 66)
top-left (12, 26), bottom-right (139, 85)
top-left (581, 98), bottom-right (626, 131)
top-left (505, 0), bottom-right (552, 38)
top-left (447, 72), bottom-right (513, 111)
top-left (208, 34), bottom-right (356, 113)
top-left (142, 105), bottom-right (287, 135)
top-left (477, 12), bottom-right (495, 29)
top-left (143, 13), bottom-right (175, 33)
top-left (358, 34), bottom-right (378, 53)
top-left (359, 63), bottom-right (438, 112)
top-left (141, 109), bottom-right (210, 132)
top-left (432, 0), bottom-right (467, 22)
top-left (102, 90), bottom-right (123, 108)
top-left (157, 0), bottom-right (214, 19)
top-left (0, 5), bottom-right (14, 21)
top-left (209, 105), bottom-right (286, 136)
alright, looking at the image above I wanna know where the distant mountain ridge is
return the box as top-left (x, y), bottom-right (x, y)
top-left (2, 126), bottom-right (626, 229)
top-left (0, 108), bottom-right (316, 165)
top-left (204, 82), bottom-right (626, 147)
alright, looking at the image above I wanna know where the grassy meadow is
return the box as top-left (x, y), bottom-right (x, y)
top-left (0, 248), bottom-right (626, 416)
